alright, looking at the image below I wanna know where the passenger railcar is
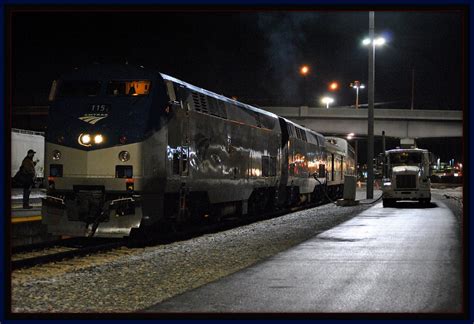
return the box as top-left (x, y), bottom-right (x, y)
top-left (325, 136), bottom-right (356, 199)
top-left (42, 64), bottom-right (354, 238)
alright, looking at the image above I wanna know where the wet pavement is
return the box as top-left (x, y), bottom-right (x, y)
top-left (146, 195), bottom-right (462, 313)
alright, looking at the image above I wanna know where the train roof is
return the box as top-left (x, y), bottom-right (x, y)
top-left (160, 74), bottom-right (329, 142)
top-left (325, 136), bottom-right (348, 155)
top-left (282, 118), bottom-right (326, 140)
top-left (160, 73), bottom-right (279, 120)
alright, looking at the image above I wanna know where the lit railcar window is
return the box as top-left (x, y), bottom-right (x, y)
top-left (107, 80), bottom-right (151, 96)
top-left (57, 80), bottom-right (101, 97)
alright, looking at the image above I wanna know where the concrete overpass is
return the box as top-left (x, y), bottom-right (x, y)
top-left (263, 106), bottom-right (463, 139)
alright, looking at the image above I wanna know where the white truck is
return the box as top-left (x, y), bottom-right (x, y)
top-left (11, 128), bottom-right (45, 187)
top-left (382, 148), bottom-right (432, 207)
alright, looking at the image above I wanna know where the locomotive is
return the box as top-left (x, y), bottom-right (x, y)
top-left (42, 64), bottom-right (355, 238)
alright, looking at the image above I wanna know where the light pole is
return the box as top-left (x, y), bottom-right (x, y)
top-left (363, 12), bottom-right (385, 199)
top-left (321, 96), bottom-right (334, 109)
top-left (350, 81), bottom-right (365, 109)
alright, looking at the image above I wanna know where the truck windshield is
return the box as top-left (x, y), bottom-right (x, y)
top-left (107, 80), bottom-right (151, 96)
top-left (389, 152), bottom-right (422, 166)
top-left (57, 80), bottom-right (101, 97)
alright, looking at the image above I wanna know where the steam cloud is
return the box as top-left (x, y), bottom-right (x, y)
top-left (257, 12), bottom-right (319, 105)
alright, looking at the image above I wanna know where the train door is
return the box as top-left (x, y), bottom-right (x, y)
top-left (169, 83), bottom-right (189, 178)
top-left (329, 153), bottom-right (334, 181)
top-left (278, 118), bottom-right (289, 185)
top-left (181, 98), bottom-right (190, 178)
top-left (340, 156), bottom-right (344, 180)
top-left (277, 118), bottom-right (290, 206)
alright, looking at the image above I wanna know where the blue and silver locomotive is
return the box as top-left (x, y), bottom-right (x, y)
top-left (42, 64), bottom-right (355, 238)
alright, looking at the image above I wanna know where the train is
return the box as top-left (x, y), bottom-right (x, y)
top-left (42, 63), bottom-right (356, 239)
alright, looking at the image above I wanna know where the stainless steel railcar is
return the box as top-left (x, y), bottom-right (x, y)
top-left (42, 64), bottom-right (354, 238)
top-left (325, 136), bottom-right (356, 198)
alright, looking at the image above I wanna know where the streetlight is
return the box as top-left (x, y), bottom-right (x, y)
top-left (321, 96), bottom-right (334, 109)
top-left (350, 81), bottom-right (365, 109)
top-left (362, 12), bottom-right (386, 199)
top-left (300, 65), bottom-right (310, 76)
top-left (329, 81), bottom-right (339, 91)
top-left (362, 37), bottom-right (386, 46)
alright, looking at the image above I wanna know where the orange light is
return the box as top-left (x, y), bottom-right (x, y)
top-left (126, 178), bottom-right (134, 191)
top-left (300, 65), bottom-right (309, 76)
top-left (48, 177), bottom-right (56, 189)
top-left (329, 82), bottom-right (339, 91)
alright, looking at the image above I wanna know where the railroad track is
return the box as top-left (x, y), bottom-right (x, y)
top-left (12, 238), bottom-right (125, 270)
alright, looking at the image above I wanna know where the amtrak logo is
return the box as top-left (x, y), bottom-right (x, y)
top-left (78, 113), bottom-right (108, 125)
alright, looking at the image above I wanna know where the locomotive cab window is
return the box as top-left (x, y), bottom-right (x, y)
top-left (57, 80), bottom-right (101, 97)
top-left (107, 80), bottom-right (151, 96)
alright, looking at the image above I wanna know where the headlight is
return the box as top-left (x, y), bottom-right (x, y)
top-left (94, 134), bottom-right (104, 144)
top-left (78, 133), bottom-right (92, 146)
top-left (383, 182), bottom-right (391, 187)
top-left (52, 150), bottom-right (62, 160)
top-left (118, 151), bottom-right (130, 162)
top-left (81, 134), bottom-right (91, 144)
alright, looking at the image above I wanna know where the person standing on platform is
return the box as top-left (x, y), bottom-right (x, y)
top-left (20, 149), bottom-right (37, 209)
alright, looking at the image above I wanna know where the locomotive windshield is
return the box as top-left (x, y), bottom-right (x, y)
top-left (57, 80), bottom-right (101, 97)
top-left (389, 152), bottom-right (422, 166)
top-left (107, 80), bottom-right (151, 96)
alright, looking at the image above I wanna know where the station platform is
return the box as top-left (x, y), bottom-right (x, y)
top-left (145, 193), bottom-right (461, 313)
top-left (10, 188), bottom-right (57, 246)
top-left (11, 188), bottom-right (44, 222)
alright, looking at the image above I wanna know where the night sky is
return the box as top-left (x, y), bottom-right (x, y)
top-left (11, 9), bottom-right (464, 109)
top-left (9, 7), bottom-right (466, 163)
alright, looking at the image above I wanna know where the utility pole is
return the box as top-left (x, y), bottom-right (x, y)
top-left (411, 68), bottom-right (415, 110)
top-left (367, 11), bottom-right (375, 199)
top-left (382, 130), bottom-right (386, 153)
